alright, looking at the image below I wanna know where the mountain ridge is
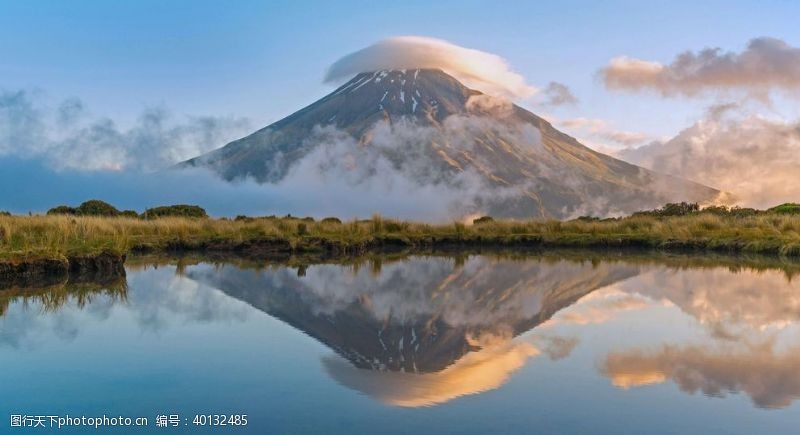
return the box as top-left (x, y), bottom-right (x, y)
top-left (181, 69), bottom-right (720, 218)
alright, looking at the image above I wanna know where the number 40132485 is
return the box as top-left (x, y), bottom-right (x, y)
top-left (192, 414), bottom-right (248, 426)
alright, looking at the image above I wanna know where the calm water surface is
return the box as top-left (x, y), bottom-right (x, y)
top-left (2, 253), bottom-right (800, 434)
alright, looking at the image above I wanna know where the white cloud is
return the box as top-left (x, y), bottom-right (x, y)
top-left (601, 341), bottom-right (800, 409)
top-left (325, 36), bottom-right (537, 99)
top-left (0, 89), bottom-right (251, 172)
top-left (601, 37), bottom-right (800, 100)
top-left (617, 104), bottom-right (800, 207)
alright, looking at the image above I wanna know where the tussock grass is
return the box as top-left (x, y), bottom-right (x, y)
top-left (2, 212), bottom-right (800, 262)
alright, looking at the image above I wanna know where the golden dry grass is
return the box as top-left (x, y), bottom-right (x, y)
top-left (1, 212), bottom-right (800, 261)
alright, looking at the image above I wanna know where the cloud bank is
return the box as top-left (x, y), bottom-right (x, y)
top-left (0, 89), bottom-right (499, 219)
top-left (325, 36), bottom-right (537, 99)
top-left (0, 155), bottom-right (497, 220)
top-left (2, 83), bottom-right (600, 220)
top-left (601, 37), bottom-right (800, 100)
top-left (617, 104), bottom-right (800, 208)
top-left (0, 89), bottom-right (251, 171)
top-left (616, 263), bottom-right (800, 342)
top-left (601, 341), bottom-right (800, 409)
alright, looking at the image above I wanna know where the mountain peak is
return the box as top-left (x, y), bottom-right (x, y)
top-left (321, 68), bottom-right (480, 124)
top-left (181, 69), bottom-right (720, 218)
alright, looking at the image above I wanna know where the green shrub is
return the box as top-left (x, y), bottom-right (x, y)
top-left (76, 200), bottom-right (120, 216)
top-left (729, 206), bottom-right (759, 217)
top-left (472, 216), bottom-right (494, 225)
top-left (659, 202), bottom-right (700, 216)
top-left (702, 205), bottom-right (759, 217)
top-left (47, 205), bottom-right (77, 215)
top-left (0, 211), bottom-right (11, 216)
top-left (769, 203), bottom-right (800, 214)
top-left (297, 222), bottom-right (308, 236)
top-left (634, 202), bottom-right (699, 218)
top-left (701, 205), bottom-right (729, 215)
top-left (144, 204), bottom-right (207, 219)
top-left (321, 217), bottom-right (342, 224)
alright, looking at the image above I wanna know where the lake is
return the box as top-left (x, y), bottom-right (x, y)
top-left (2, 252), bottom-right (799, 434)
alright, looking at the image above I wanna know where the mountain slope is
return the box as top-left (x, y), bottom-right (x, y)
top-left (186, 257), bottom-right (640, 373)
top-left (182, 69), bottom-right (720, 218)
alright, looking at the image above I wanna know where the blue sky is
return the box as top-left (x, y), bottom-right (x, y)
top-left (2, 0), bottom-right (798, 139)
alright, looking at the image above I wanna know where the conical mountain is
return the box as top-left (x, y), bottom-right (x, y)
top-left (182, 69), bottom-right (720, 218)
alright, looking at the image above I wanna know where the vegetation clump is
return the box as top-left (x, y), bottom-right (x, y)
top-left (473, 216), bottom-right (494, 224)
top-left (76, 200), bottom-right (121, 216)
top-left (769, 203), bottom-right (800, 214)
top-left (143, 204), bottom-right (207, 219)
top-left (633, 202), bottom-right (699, 217)
top-left (48, 200), bottom-right (120, 217)
top-left (630, 202), bottom-right (771, 219)
top-left (46, 201), bottom-right (209, 220)
top-left (47, 205), bottom-right (77, 215)
top-left (3, 201), bottom-right (800, 263)
top-left (701, 205), bottom-right (759, 217)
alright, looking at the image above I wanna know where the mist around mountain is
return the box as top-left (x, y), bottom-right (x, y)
top-left (182, 69), bottom-right (720, 219)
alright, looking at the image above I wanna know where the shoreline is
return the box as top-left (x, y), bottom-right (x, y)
top-left (2, 212), bottom-right (800, 283)
top-left (0, 251), bottom-right (127, 289)
top-left (137, 232), bottom-right (800, 255)
top-left (3, 233), bottom-right (800, 287)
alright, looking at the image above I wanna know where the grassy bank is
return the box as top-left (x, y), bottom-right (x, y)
top-left (9, 248), bottom-right (800, 314)
top-left (8, 248), bottom-right (800, 311)
top-left (2, 211), bottom-right (800, 264)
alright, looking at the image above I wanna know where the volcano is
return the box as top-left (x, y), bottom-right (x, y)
top-left (182, 69), bottom-right (719, 218)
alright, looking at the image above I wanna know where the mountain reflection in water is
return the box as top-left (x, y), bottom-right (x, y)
top-left (3, 252), bottom-right (800, 412)
top-left (180, 255), bottom-right (632, 407)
